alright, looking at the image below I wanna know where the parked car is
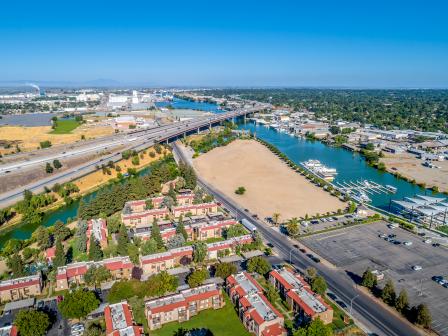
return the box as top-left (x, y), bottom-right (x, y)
top-left (412, 265), bottom-right (422, 271)
top-left (424, 239), bottom-right (432, 244)
top-left (403, 241), bottom-right (413, 246)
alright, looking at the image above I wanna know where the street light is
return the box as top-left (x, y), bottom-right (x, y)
top-left (289, 248), bottom-right (294, 264)
top-left (350, 294), bottom-right (359, 315)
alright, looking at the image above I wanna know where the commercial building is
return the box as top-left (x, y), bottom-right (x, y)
top-left (392, 195), bottom-right (448, 226)
top-left (269, 268), bottom-right (333, 325)
top-left (172, 203), bottom-right (218, 218)
top-left (227, 272), bottom-right (286, 336)
top-left (145, 284), bottom-right (224, 330)
top-left (56, 256), bottom-right (133, 290)
top-left (86, 218), bottom-right (108, 252)
top-left (105, 301), bottom-right (143, 336)
top-left (0, 274), bottom-right (43, 303)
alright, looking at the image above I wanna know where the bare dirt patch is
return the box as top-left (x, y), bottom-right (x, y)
top-left (193, 139), bottom-right (346, 221)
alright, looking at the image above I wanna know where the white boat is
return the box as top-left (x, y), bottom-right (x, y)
top-left (302, 160), bottom-right (338, 181)
top-left (385, 185), bottom-right (397, 193)
top-left (351, 190), bottom-right (371, 203)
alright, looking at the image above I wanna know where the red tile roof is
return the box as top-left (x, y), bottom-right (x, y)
top-left (262, 323), bottom-right (286, 336)
top-left (0, 275), bottom-right (41, 292)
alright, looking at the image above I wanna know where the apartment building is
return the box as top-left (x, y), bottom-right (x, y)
top-left (0, 274), bottom-right (43, 303)
top-left (269, 268), bottom-right (333, 325)
top-left (206, 235), bottom-right (253, 259)
top-left (121, 208), bottom-right (170, 227)
top-left (191, 219), bottom-right (237, 241)
top-left (139, 246), bottom-right (193, 275)
top-left (226, 272), bottom-right (286, 336)
top-left (105, 301), bottom-right (143, 336)
top-left (124, 193), bottom-right (195, 214)
top-left (172, 203), bottom-right (218, 218)
top-left (56, 256), bottom-right (133, 291)
top-left (145, 284), bottom-right (224, 330)
top-left (0, 326), bottom-right (18, 336)
top-left (86, 218), bottom-right (108, 252)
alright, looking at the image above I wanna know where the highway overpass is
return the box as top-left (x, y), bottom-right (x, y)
top-left (0, 104), bottom-right (268, 208)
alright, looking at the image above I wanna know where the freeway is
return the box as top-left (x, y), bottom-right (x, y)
top-left (172, 143), bottom-right (422, 336)
top-left (0, 104), bottom-right (267, 207)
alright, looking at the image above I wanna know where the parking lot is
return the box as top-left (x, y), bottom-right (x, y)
top-left (299, 213), bottom-right (361, 233)
top-left (302, 220), bottom-right (448, 335)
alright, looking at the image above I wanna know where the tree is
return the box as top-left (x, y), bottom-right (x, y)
top-left (88, 235), bottom-right (103, 261)
top-left (168, 185), bottom-right (177, 205)
top-left (166, 234), bottom-right (185, 249)
top-left (265, 283), bottom-right (280, 303)
top-left (151, 219), bottom-right (165, 250)
top-left (286, 217), bottom-right (300, 236)
top-left (45, 162), bottom-right (53, 174)
top-left (53, 159), bottom-right (62, 169)
top-left (311, 276), bottom-right (327, 296)
top-left (141, 239), bottom-right (159, 255)
top-left (361, 267), bottom-right (377, 289)
top-left (225, 224), bottom-right (247, 238)
top-left (187, 268), bottom-right (209, 288)
top-left (84, 265), bottom-right (112, 288)
top-left (294, 317), bottom-right (333, 336)
top-left (14, 309), bottom-right (50, 336)
top-left (58, 289), bottom-right (100, 320)
top-left (235, 186), bottom-right (246, 195)
top-left (395, 289), bottom-right (409, 314)
top-left (176, 216), bottom-right (188, 240)
top-left (193, 242), bottom-right (207, 263)
top-left (381, 279), bottom-right (396, 305)
top-left (179, 162), bottom-right (197, 189)
top-left (131, 155), bottom-right (140, 166)
top-left (33, 226), bottom-right (51, 249)
top-left (215, 262), bottom-right (237, 279)
top-left (415, 304), bottom-right (432, 328)
top-left (53, 239), bottom-right (66, 268)
top-left (54, 220), bottom-right (71, 241)
top-left (6, 253), bottom-right (25, 277)
top-left (306, 267), bottom-right (317, 280)
top-left (247, 256), bottom-right (271, 275)
top-left (145, 199), bottom-right (154, 210)
top-left (329, 125), bottom-right (340, 135)
top-left (272, 213), bottom-right (281, 226)
top-left (117, 224), bottom-right (129, 256)
top-left (127, 244), bottom-right (140, 264)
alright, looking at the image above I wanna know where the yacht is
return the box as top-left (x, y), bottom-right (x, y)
top-left (302, 160), bottom-right (338, 181)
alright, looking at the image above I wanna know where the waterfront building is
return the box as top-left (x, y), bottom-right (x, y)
top-left (269, 268), bottom-right (333, 325)
top-left (145, 284), bottom-right (224, 330)
top-left (0, 274), bottom-right (43, 303)
top-left (56, 256), bottom-right (133, 290)
top-left (105, 301), bottom-right (143, 336)
top-left (226, 272), bottom-right (286, 336)
top-left (392, 195), bottom-right (448, 226)
top-left (86, 218), bottom-right (108, 253)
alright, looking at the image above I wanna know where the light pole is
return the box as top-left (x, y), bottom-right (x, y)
top-left (289, 248), bottom-right (293, 264)
top-left (350, 294), bottom-right (359, 315)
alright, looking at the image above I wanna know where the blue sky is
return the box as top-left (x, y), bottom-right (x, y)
top-left (1, 0), bottom-right (447, 87)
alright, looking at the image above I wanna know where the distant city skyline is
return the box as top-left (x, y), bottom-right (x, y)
top-left (1, 0), bottom-right (447, 88)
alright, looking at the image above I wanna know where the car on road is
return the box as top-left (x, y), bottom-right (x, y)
top-left (379, 233), bottom-right (387, 238)
top-left (299, 248), bottom-right (306, 253)
top-left (432, 243), bottom-right (440, 247)
top-left (336, 300), bottom-right (348, 309)
top-left (244, 209), bottom-right (249, 212)
top-left (293, 244), bottom-right (299, 248)
top-left (403, 241), bottom-right (413, 246)
top-left (311, 256), bottom-right (321, 263)
top-left (412, 265), bottom-right (422, 271)
top-left (424, 239), bottom-right (432, 244)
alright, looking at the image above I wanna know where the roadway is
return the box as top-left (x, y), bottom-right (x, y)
top-left (172, 142), bottom-right (423, 336)
top-left (0, 104), bottom-right (267, 208)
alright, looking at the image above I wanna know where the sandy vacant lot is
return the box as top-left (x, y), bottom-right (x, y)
top-left (194, 140), bottom-right (345, 221)
top-left (0, 124), bottom-right (114, 154)
top-left (381, 152), bottom-right (448, 192)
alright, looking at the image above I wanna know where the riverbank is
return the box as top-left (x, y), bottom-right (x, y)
top-left (0, 146), bottom-right (167, 235)
top-left (380, 152), bottom-right (448, 193)
top-left (193, 139), bottom-right (346, 221)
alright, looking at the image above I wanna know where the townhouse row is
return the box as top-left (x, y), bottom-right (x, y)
top-left (105, 301), bottom-right (143, 336)
top-left (0, 274), bottom-right (43, 303)
top-left (227, 272), bottom-right (287, 336)
top-left (55, 235), bottom-right (253, 291)
top-left (269, 267), bottom-right (333, 325)
top-left (132, 218), bottom-right (238, 243)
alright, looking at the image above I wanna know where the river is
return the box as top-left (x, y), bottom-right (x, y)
top-left (0, 100), bottom-right (444, 248)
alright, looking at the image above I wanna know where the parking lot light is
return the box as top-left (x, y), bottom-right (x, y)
top-left (350, 294), bottom-right (359, 315)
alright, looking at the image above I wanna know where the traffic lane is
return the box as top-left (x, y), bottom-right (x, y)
top-left (197, 178), bottom-right (421, 336)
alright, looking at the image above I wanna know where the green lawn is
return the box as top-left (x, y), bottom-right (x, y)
top-left (51, 119), bottom-right (81, 134)
top-left (150, 292), bottom-right (250, 336)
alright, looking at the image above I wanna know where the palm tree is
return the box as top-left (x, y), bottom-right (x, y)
top-left (272, 213), bottom-right (281, 226)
